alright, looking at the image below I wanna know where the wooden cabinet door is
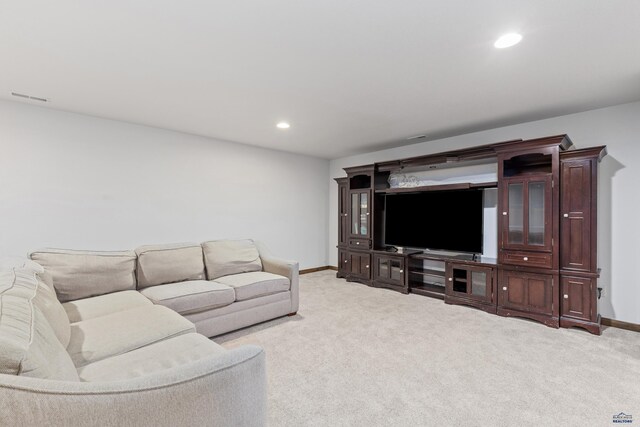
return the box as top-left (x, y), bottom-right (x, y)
top-left (374, 255), bottom-right (404, 287)
top-left (338, 249), bottom-right (349, 275)
top-left (501, 176), bottom-right (553, 252)
top-left (349, 252), bottom-right (371, 280)
top-left (560, 159), bottom-right (593, 271)
top-left (499, 270), bottom-right (554, 315)
top-left (338, 181), bottom-right (349, 246)
top-left (561, 276), bottom-right (593, 321)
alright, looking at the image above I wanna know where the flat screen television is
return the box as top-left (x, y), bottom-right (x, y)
top-left (384, 190), bottom-right (483, 253)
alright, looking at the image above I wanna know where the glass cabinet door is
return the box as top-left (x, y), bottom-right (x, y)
top-left (378, 257), bottom-right (389, 279)
top-left (389, 259), bottom-right (403, 282)
top-left (507, 182), bottom-right (524, 245)
top-left (374, 255), bottom-right (404, 286)
top-left (503, 176), bottom-right (551, 251)
top-left (528, 181), bottom-right (546, 246)
top-left (351, 193), bottom-right (359, 235)
top-left (471, 271), bottom-right (487, 297)
top-left (349, 190), bottom-right (370, 237)
top-left (447, 265), bottom-right (493, 303)
top-left (359, 192), bottom-right (368, 236)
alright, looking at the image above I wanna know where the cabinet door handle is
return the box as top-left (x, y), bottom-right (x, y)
top-left (502, 212), bottom-right (507, 216)
top-left (344, 260), bottom-right (348, 263)
top-left (563, 294), bottom-right (569, 299)
top-left (523, 257), bottom-right (528, 261)
top-left (366, 265), bottom-right (370, 269)
top-left (502, 286), bottom-right (507, 291)
top-left (563, 213), bottom-right (569, 218)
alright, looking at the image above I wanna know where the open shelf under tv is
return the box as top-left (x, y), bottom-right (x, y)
top-left (407, 255), bottom-right (446, 299)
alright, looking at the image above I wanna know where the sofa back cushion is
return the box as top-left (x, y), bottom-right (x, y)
top-left (202, 239), bottom-right (262, 280)
top-left (0, 268), bottom-right (79, 381)
top-left (135, 243), bottom-right (206, 289)
top-left (33, 277), bottom-right (71, 348)
top-left (0, 257), bottom-right (45, 274)
top-left (30, 249), bottom-right (137, 302)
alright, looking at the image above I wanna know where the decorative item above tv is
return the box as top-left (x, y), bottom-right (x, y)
top-left (335, 135), bottom-right (607, 335)
top-left (387, 167), bottom-right (497, 189)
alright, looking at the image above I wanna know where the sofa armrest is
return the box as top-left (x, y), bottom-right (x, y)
top-left (254, 242), bottom-right (299, 314)
top-left (0, 345), bottom-right (266, 427)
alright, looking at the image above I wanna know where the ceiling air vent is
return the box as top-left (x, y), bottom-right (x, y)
top-left (11, 92), bottom-right (49, 102)
top-left (406, 134), bottom-right (427, 141)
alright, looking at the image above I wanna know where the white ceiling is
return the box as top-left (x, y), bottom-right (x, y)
top-left (1, 1), bottom-right (640, 159)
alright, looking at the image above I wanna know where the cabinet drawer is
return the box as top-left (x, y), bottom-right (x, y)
top-left (348, 238), bottom-right (371, 249)
top-left (502, 251), bottom-right (552, 269)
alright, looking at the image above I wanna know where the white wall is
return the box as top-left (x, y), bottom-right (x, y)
top-left (329, 101), bottom-right (640, 324)
top-left (0, 100), bottom-right (329, 269)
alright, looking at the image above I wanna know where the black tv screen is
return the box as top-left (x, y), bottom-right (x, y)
top-left (384, 190), bottom-right (483, 253)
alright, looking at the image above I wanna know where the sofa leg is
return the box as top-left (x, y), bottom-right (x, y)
top-left (287, 312), bottom-right (297, 317)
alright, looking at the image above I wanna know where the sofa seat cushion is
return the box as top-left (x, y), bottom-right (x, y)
top-left (135, 243), bottom-right (206, 289)
top-left (29, 248), bottom-right (137, 302)
top-left (67, 305), bottom-right (195, 367)
top-left (214, 272), bottom-right (290, 301)
top-left (62, 290), bottom-right (152, 323)
top-left (77, 333), bottom-right (225, 382)
top-left (139, 280), bottom-right (235, 314)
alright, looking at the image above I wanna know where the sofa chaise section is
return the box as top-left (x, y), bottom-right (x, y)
top-left (1, 344), bottom-right (266, 427)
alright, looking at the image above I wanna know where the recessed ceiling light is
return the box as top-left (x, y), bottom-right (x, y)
top-left (276, 122), bottom-right (290, 129)
top-left (494, 33), bottom-right (522, 49)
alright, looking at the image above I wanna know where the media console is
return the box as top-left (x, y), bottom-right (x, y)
top-left (335, 135), bottom-right (606, 334)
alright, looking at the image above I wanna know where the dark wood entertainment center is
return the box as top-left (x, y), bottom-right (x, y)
top-left (335, 135), bottom-right (606, 334)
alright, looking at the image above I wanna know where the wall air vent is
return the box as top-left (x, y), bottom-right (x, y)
top-left (11, 92), bottom-right (49, 102)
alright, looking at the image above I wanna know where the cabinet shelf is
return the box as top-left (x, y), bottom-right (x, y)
top-left (410, 283), bottom-right (445, 299)
top-left (409, 268), bottom-right (445, 277)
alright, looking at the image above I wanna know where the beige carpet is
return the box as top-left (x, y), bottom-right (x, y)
top-left (216, 270), bottom-right (640, 427)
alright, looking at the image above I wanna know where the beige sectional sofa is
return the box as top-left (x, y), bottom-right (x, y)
top-left (0, 239), bottom-right (299, 426)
